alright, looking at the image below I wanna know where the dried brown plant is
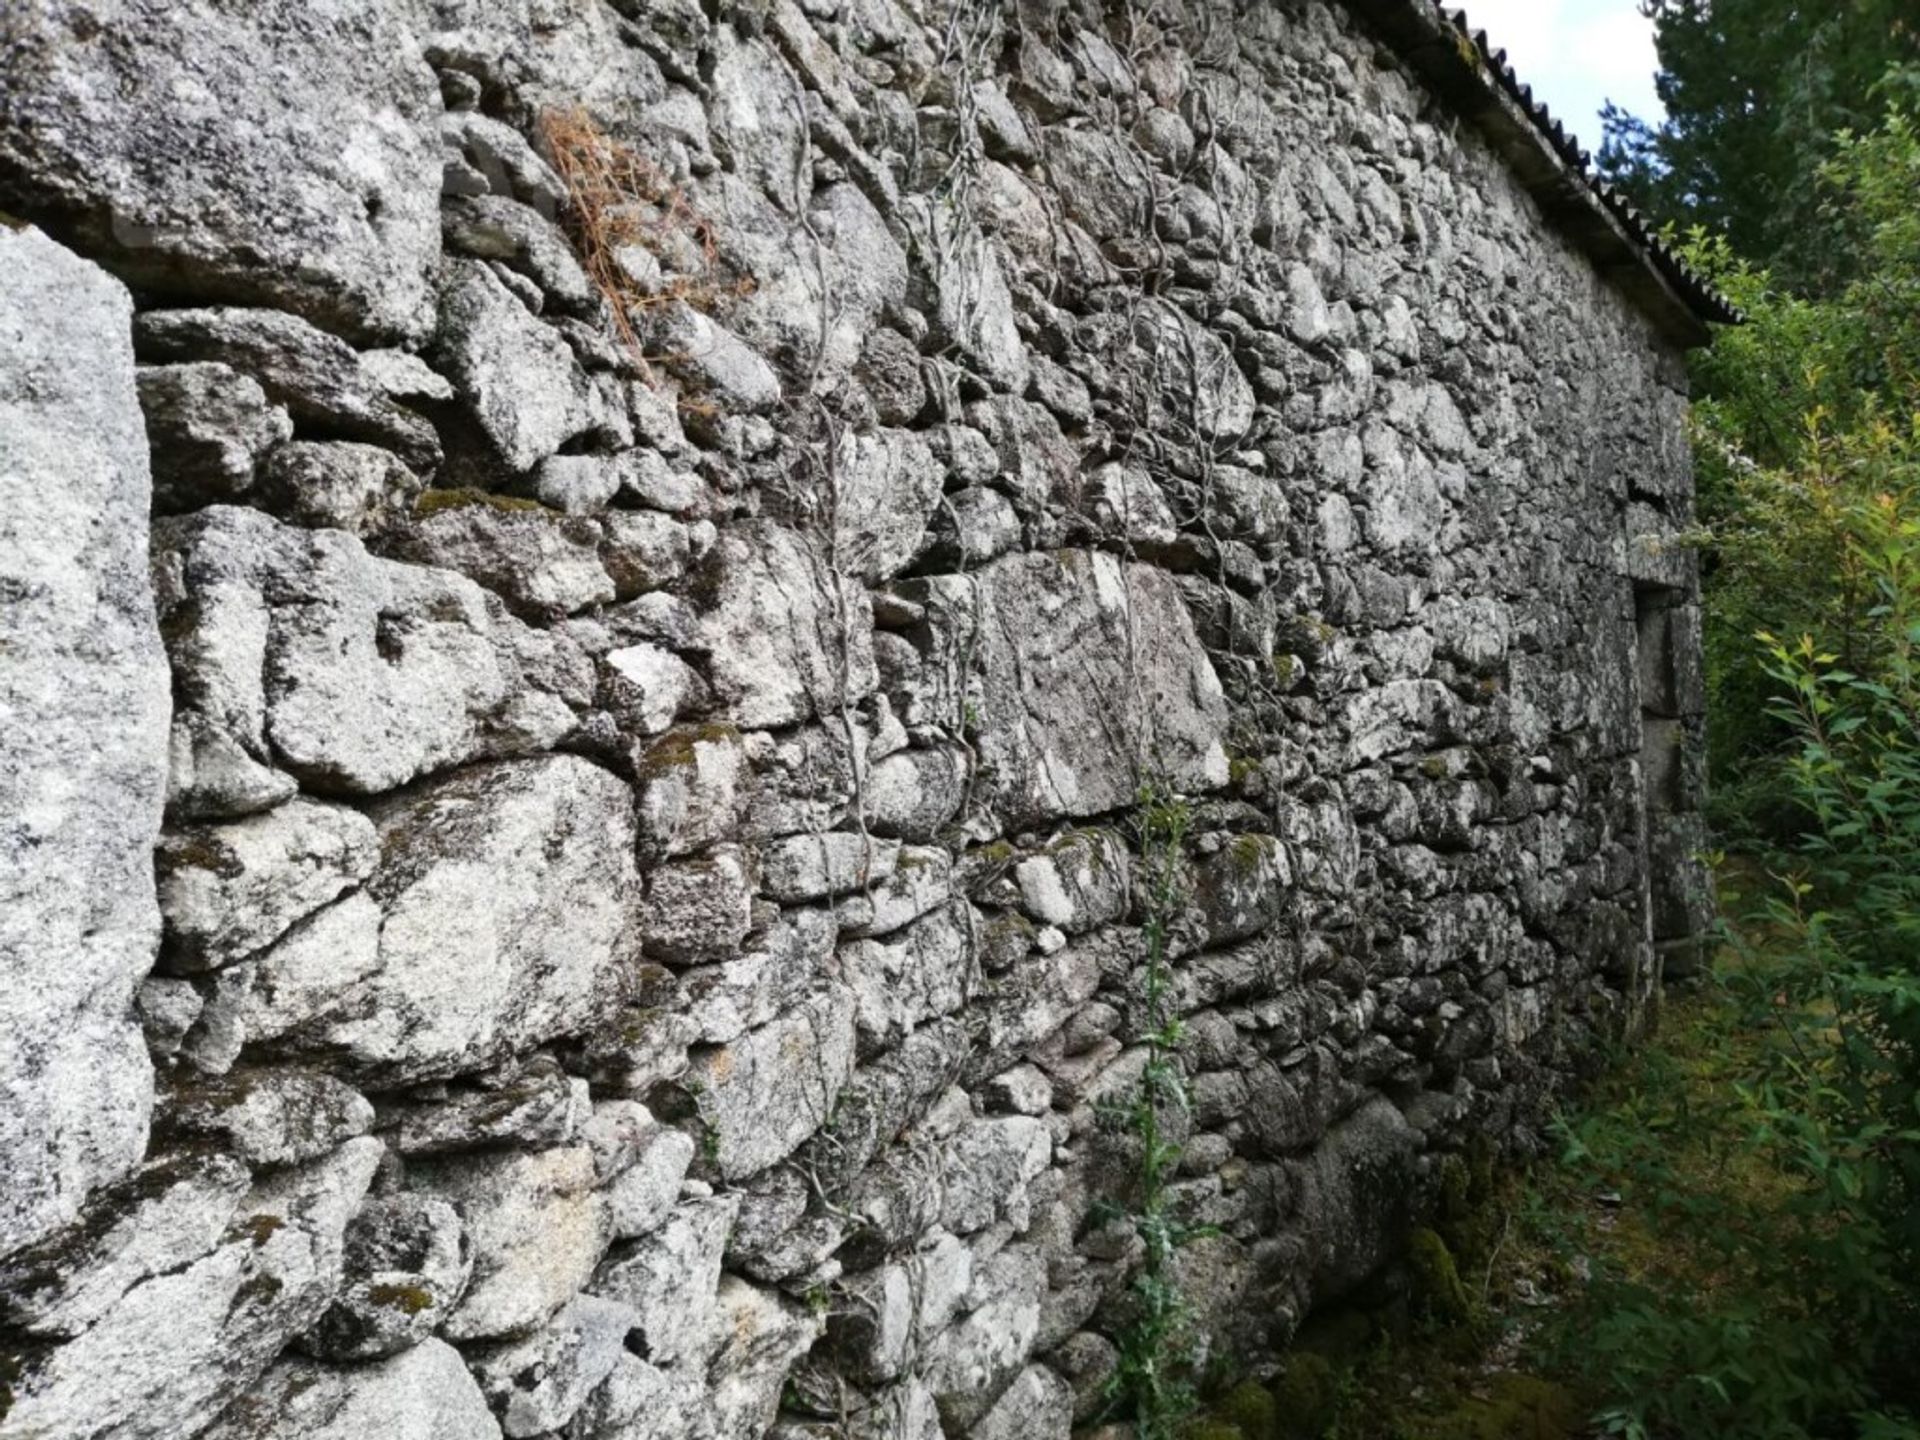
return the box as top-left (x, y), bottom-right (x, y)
top-left (537, 106), bottom-right (754, 366)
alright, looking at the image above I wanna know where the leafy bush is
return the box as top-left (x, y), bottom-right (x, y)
top-left (1681, 80), bottom-right (1920, 823)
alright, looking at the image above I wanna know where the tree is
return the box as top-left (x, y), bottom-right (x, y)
top-left (1598, 0), bottom-right (1917, 289)
top-left (1682, 90), bottom-right (1920, 824)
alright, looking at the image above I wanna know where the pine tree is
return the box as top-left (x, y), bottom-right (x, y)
top-left (1598, 0), bottom-right (1917, 287)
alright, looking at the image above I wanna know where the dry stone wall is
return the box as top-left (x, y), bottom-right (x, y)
top-left (0, 0), bottom-right (1711, 1436)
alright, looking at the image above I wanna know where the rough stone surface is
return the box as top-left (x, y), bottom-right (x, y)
top-left (202, 1338), bottom-right (501, 1440)
top-left (135, 308), bottom-right (441, 470)
top-left (591, 1194), bottom-right (740, 1369)
top-left (0, 227), bottom-right (170, 1261)
top-left (0, 0), bottom-right (1716, 1433)
top-left (411, 1145), bottom-right (608, 1343)
top-left (695, 521), bottom-right (879, 730)
top-left (156, 798), bottom-right (378, 973)
top-left (430, 261), bottom-right (600, 472)
top-left (0, 0), bottom-right (444, 343)
top-left (137, 362), bottom-right (293, 512)
top-left (154, 504), bottom-right (583, 804)
top-left (3, 1139), bottom-right (382, 1440)
top-left (281, 757), bottom-right (638, 1085)
top-left (160, 1068), bottom-right (374, 1168)
top-left (302, 1192), bottom-right (472, 1361)
top-left (469, 1293), bottom-right (636, 1437)
top-left (677, 983), bottom-right (859, 1181)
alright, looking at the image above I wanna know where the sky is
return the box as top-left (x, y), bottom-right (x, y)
top-left (1455, 0), bottom-right (1665, 153)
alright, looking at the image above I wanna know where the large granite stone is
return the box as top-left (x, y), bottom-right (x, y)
top-left (0, 0), bottom-right (443, 343)
top-left (908, 552), bottom-right (1230, 828)
top-left (154, 506), bottom-right (582, 804)
top-left (203, 1338), bottom-right (501, 1440)
top-left (0, 226), bottom-right (169, 1260)
top-left (275, 757), bottom-right (639, 1085)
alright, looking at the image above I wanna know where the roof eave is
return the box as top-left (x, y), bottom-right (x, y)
top-left (1338, 0), bottom-right (1739, 349)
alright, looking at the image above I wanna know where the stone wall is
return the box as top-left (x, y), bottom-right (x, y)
top-left (0, 0), bottom-right (1710, 1436)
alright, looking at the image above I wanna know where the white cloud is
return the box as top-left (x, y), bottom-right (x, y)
top-left (1454, 0), bottom-right (1663, 147)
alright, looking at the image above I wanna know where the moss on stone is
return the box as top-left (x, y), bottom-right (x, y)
top-left (1425, 1375), bottom-right (1581, 1440)
top-left (1215, 1379), bottom-right (1278, 1439)
top-left (412, 487), bottom-right (546, 519)
top-left (1409, 1226), bottom-right (1473, 1325)
top-left (635, 723), bottom-right (738, 783)
top-left (367, 1282), bottom-right (436, 1315)
top-left (236, 1213), bottom-right (286, 1248)
top-left (1271, 1352), bottom-right (1339, 1439)
top-left (160, 831), bottom-right (243, 880)
top-left (1226, 833), bottom-right (1271, 875)
top-left (1179, 1421), bottom-right (1248, 1440)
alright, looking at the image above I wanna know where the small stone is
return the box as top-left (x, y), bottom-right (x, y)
top-left (613, 448), bottom-right (707, 515)
top-left (645, 302), bottom-right (782, 411)
top-left (708, 1276), bottom-right (826, 1436)
top-left (833, 428), bottom-right (947, 582)
top-left (678, 983), bottom-right (858, 1180)
top-left (640, 846), bottom-right (755, 964)
top-left (590, 1194), bottom-right (740, 1367)
top-left (694, 521), bottom-right (878, 730)
top-left (135, 308), bottom-right (441, 471)
top-left (970, 1364), bottom-right (1074, 1440)
top-left (835, 845), bottom-right (952, 938)
top-left (259, 441), bottom-right (421, 535)
top-left (412, 1145), bottom-right (608, 1343)
top-left (602, 643), bottom-right (703, 738)
top-left (940, 1116), bottom-right (1052, 1234)
top-left (865, 745), bottom-right (970, 842)
top-left (389, 495), bottom-right (614, 621)
top-left (468, 1293), bottom-right (637, 1438)
top-left (137, 362), bottom-right (293, 512)
top-left (1014, 829), bottom-right (1130, 936)
top-left (136, 977), bottom-right (204, 1059)
top-left (758, 832), bottom-right (901, 903)
top-left (530, 452), bottom-right (623, 514)
top-left (430, 260), bottom-right (599, 472)
top-left (442, 113), bottom-right (566, 214)
top-left (376, 1056), bottom-right (585, 1156)
top-left (600, 509), bottom-right (693, 598)
top-left (443, 194), bottom-right (597, 315)
top-left (607, 1129), bottom-right (698, 1240)
top-left (161, 1068), bottom-right (374, 1168)
top-left (982, 1064), bottom-right (1053, 1117)
top-left (302, 1194), bottom-right (472, 1361)
top-left (919, 486), bottom-right (1021, 569)
top-left (156, 799), bottom-right (378, 974)
top-left (635, 725), bottom-right (747, 858)
top-left (840, 902), bottom-right (977, 1059)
